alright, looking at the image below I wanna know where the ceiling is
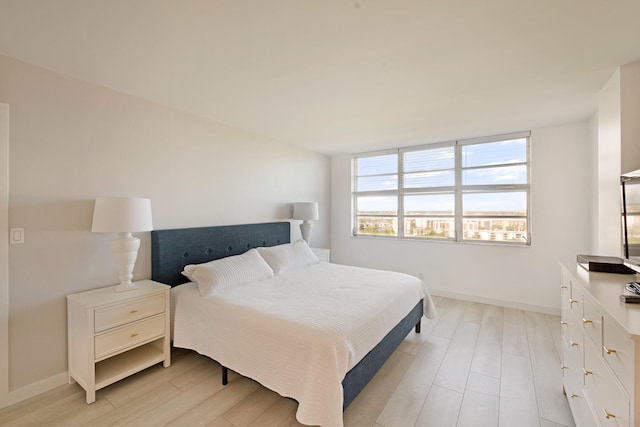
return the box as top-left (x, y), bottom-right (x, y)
top-left (1, 0), bottom-right (640, 155)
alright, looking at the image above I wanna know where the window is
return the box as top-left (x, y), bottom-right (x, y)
top-left (352, 132), bottom-right (531, 244)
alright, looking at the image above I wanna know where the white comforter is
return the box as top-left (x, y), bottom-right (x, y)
top-left (172, 262), bottom-right (436, 427)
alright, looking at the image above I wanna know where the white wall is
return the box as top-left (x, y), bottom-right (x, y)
top-left (596, 70), bottom-right (623, 255)
top-left (588, 113), bottom-right (599, 254)
top-left (0, 55), bottom-right (330, 397)
top-left (331, 122), bottom-right (592, 313)
top-left (593, 62), bottom-right (640, 256)
top-left (620, 61), bottom-right (640, 174)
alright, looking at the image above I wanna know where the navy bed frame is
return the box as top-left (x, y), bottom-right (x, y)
top-left (151, 221), bottom-right (423, 410)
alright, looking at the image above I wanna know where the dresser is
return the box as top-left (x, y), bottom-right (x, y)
top-left (67, 280), bottom-right (171, 403)
top-left (560, 263), bottom-right (640, 426)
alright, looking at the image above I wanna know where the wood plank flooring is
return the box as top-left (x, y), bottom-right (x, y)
top-left (0, 297), bottom-right (575, 427)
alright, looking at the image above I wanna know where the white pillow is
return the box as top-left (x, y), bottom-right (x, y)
top-left (182, 248), bottom-right (274, 296)
top-left (257, 240), bottom-right (320, 275)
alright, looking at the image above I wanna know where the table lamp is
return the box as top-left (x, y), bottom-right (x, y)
top-left (91, 197), bottom-right (153, 292)
top-left (293, 202), bottom-right (319, 245)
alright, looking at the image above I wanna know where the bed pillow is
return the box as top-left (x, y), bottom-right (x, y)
top-left (182, 248), bottom-right (274, 296)
top-left (257, 240), bottom-right (320, 275)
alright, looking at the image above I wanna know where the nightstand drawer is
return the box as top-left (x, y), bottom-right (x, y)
top-left (95, 315), bottom-right (165, 359)
top-left (94, 294), bottom-right (165, 332)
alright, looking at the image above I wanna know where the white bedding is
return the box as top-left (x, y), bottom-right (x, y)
top-left (172, 262), bottom-right (436, 427)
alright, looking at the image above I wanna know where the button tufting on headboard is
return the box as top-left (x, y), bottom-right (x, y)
top-left (183, 252), bottom-right (189, 258)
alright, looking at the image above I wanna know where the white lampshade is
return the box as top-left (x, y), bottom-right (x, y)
top-left (92, 197), bottom-right (153, 232)
top-left (91, 197), bottom-right (153, 292)
top-left (293, 202), bottom-right (319, 221)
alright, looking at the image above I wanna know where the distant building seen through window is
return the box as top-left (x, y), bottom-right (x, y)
top-left (352, 131), bottom-right (531, 245)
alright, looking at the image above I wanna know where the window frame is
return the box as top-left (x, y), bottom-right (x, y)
top-left (352, 131), bottom-right (531, 245)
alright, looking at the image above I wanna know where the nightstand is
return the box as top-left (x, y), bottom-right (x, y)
top-left (312, 247), bottom-right (331, 263)
top-left (67, 280), bottom-right (171, 403)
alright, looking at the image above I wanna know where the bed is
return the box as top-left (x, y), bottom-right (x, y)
top-left (151, 222), bottom-right (436, 427)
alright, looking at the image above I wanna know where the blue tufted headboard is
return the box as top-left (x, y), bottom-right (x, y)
top-left (151, 222), bottom-right (290, 286)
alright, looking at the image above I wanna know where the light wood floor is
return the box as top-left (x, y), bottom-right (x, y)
top-left (0, 297), bottom-right (575, 427)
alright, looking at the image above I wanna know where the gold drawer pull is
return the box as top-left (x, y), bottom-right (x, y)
top-left (560, 364), bottom-right (568, 370)
top-left (603, 345), bottom-right (617, 354)
top-left (569, 299), bottom-right (578, 304)
top-left (582, 318), bottom-right (592, 324)
top-left (130, 333), bottom-right (139, 338)
top-left (560, 285), bottom-right (568, 289)
top-left (602, 408), bottom-right (616, 419)
top-left (570, 392), bottom-right (578, 398)
top-left (583, 368), bottom-right (592, 376)
top-left (570, 341), bottom-right (579, 347)
top-left (560, 321), bottom-right (567, 326)
top-left (130, 309), bottom-right (138, 314)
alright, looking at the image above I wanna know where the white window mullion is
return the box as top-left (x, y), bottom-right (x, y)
top-left (351, 157), bottom-right (357, 236)
top-left (454, 142), bottom-right (463, 242)
top-left (398, 152), bottom-right (404, 238)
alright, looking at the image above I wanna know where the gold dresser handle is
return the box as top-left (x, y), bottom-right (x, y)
top-left (560, 321), bottom-right (567, 326)
top-left (570, 392), bottom-right (578, 398)
top-left (569, 299), bottom-right (578, 304)
top-left (602, 408), bottom-right (616, 419)
top-left (582, 318), bottom-right (592, 324)
top-left (570, 341), bottom-right (579, 347)
top-left (603, 345), bottom-right (617, 354)
top-left (560, 285), bottom-right (568, 289)
top-left (560, 364), bottom-right (568, 370)
top-left (130, 309), bottom-right (138, 314)
top-left (583, 368), bottom-right (592, 376)
top-left (130, 333), bottom-right (139, 338)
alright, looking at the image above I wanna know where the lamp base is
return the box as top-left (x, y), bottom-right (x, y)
top-left (300, 221), bottom-right (313, 244)
top-left (110, 232), bottom-right (140, 293)
top-left (113, 282), bottom-right (138, 292)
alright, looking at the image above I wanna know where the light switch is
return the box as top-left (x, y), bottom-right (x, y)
top-left (10, 227), bottom-right (24, 244)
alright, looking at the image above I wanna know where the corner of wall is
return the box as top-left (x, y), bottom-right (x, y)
top-left (0, 103), bottom-right (9, 409)
top-left (595, 68), bottom-right (622, 256)
top-left (620, 61), bottom-right (640, 174)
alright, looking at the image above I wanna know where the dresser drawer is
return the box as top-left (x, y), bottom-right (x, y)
top-left (94, 315), bottom-right (165, 360)
top-left (564, 310), bottom-right (582, 351)
top-left (582, 297), bottom-right (603, 350)
top-left (602, 317), bottom-right (634, 393)
top-left (94, 294), bottom-right (165, 332)
top-left (584, 341), bottom-right (630, 426)
top-left (568, 282), bottom-right (583, 320)
top-left (560, 272), bottom-right (571, 299)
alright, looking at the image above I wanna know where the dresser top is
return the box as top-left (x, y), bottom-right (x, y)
top-left (67, 280), bottom-right (169, 307)
top-left (561, 262), bottom-right (640, 339)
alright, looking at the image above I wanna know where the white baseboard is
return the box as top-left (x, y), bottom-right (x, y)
top-left (0, 372), bottom-right (68, 409)
top-left (428, 289), bottom-right (560, 316)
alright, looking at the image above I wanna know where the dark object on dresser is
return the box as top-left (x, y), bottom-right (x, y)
top-left (577, 254), bottom-right (636, 274)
